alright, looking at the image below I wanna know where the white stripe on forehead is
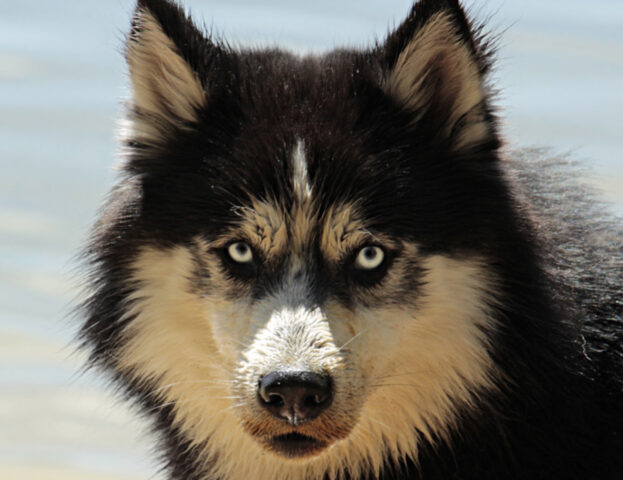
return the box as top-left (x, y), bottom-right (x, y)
top-left (291, 138), bottom-right (312, 203)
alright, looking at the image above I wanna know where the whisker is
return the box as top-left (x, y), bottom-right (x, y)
top-left (195, 361), bottom-right (236, 373)
top-left (144, 395), bottom-right (243, 415)
top-left (359, 413), bottom-right (392, 431)
top-left (192, 404), bottom-right (242, 431)
top-left (145, 400), bottom-right (181, 414)
top-left (368, 371), bottom-right (428, 380)
top-left (337, 328), bottom-right (368, 353)
top-left (150, 379), bottom-right (234, 395)
top-left (369, 383), bottom-right (423, 389)
top-left (204, 395), bottom-right (244, 400)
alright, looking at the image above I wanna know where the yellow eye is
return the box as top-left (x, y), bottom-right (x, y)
top-left (354, 246), bottom-right (384, 270)
top-left (227, 242), bottom-right (253, 264)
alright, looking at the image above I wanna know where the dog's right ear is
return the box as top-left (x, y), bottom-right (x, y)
top-left (125, 0), bottom-right (217, 144)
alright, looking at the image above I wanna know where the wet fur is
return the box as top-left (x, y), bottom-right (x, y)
top-left (79, 0), bottom-right (623, 479)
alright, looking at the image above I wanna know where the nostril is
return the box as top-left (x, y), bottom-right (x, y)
top-left (267, 393), bottom-right (284, 406)
top-left (304, 393), bottom-right (328, 407)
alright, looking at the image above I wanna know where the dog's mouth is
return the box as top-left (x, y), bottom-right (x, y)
top-left (268, 432), bottom-right (328, 458)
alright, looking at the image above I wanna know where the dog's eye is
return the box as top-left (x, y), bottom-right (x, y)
top-left (354, 246), bottom-right (385, 270)
top-left (227, 242), bottom-right (253, 264)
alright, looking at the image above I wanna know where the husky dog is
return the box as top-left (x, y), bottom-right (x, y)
top-left (79, 0), bottom-right (623, 478)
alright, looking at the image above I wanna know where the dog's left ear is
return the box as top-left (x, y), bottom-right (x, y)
top-left (381, 0), bottom-right (495, 151)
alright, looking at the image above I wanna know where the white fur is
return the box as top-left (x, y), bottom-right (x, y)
top-left (291, 138), bottom-right (312, 204)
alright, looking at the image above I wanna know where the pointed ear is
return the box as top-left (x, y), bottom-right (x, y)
top-left (382, 0), bottom-right (496, 152)
top-left (125, 0), bottom-right (210, 144)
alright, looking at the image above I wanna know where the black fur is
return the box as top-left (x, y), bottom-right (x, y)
top-left (80, 0), bottom-right (623, 478)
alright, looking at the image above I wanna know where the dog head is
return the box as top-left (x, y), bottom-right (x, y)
top-left (82, 0), bottom-right (504, 478)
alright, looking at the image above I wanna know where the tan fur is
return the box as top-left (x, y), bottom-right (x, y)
top-left (117, 236), bottom-right (498, 480)
top-left (231, 198), bottom-right (380, 269)
top-left (384, 12), bottom-right (489, 150)
top-left (231, 200), bottom-right (289, 260)
top-left (318, 203), bottom-right (401, 270)
top-left (125, 10), bottom-right (206, 143)
top-left (229, 196), bottom-right (314, 265)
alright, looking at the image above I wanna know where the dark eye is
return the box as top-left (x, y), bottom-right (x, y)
top-left (354, 246), bottom-right (385, 270)
top-left (227, 242), bottom-right (253, 264)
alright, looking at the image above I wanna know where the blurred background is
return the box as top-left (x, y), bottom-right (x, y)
top-left (1, 0), bottom-right (621, 478)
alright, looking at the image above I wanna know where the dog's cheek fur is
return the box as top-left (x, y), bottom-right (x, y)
top-left (114, 245), bottom-right (273, 478)
top-left (329, 255), bottom-right (498, 476)
top-left (117, 247), bottom-right (230, 428)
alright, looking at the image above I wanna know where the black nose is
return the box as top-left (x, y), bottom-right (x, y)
top-left (258, 371), bottom-right (332, 425)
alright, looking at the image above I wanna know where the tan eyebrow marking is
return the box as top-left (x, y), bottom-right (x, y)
top-left (320, 203), bottom-right (370, 262)
top-left (230, 199), bottom-right (288, 259)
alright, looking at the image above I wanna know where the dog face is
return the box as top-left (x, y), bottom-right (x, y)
top-left (83, 0), bottom-right (505, 478)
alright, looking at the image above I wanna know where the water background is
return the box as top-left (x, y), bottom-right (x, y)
top-left (1, 1), bottom-right (621, 478)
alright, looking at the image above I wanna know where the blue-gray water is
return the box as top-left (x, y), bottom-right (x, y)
top-left (1, 1), bottom-right (621, 478)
